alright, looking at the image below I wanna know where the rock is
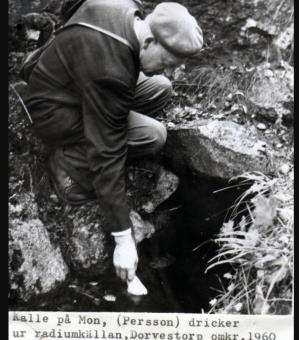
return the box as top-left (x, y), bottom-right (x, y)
top-left (8, 53), bottom-right (26, 80)
top-left (62, 207), bottom-right (160, 279)
top-left (240, 17), bottom-right (276, 39)
top-left (62, 202), bottom-right (110, 278)
top-left (126, 160), bottom-right (180, 214)
top-left (174, 0), bottom-right (293, 66)
top-left (49, 193), bottom-right (59, 203)
top-left (236, 0), bottom-right (293, 58)
top-left (21, 12), bottom-right (57, 46)
top-left (274, 23), bottom-right (294, 51)
top-left (257, 123), bottom-right (267, 130)
top-left (248, 62), bottom-right (294, 123)
top-left (279, 164), bottom-right (290, 175)
top-left (167, 122), bottom-right (176, 128)
top-left (9, 193), bottom-right (69, 302)
top-left (103, 294), bottom-right (117, 302)
top-left (9, 0), bottom-right (49, 25)
top-left (130, 210), bottom-right (155, 244)
top-left (164, 120), bottom-right (276, 179)
top-left (9, 0), bottom-right (63, 24)
top-left (25, 28), bottom-right (40, 41)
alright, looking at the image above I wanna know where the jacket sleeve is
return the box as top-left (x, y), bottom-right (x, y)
top-left (82, 76), bottom-right (135, 233)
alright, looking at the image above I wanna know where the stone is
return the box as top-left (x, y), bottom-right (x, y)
top-left (130, 210), bottom-right (155, 244)
top-left (9, 193), bottom-right (69, 302)
top-left (63, 202), bottom-right (111, 278)
top-left (248, 62), bottom-right (293, 123)
top-left (164, 120), bottom-right (276, 179)
top-left (9, 0), bottom-right (63, 24)
top-left (49, 193), bottom-right (59, 203)
top-left (9, 0), bottom-right (48, 25)
top-left (126, 160), bottom-right (180, 214)
top-left (103, 294), bottom-right (117, 302)
top-left (274, 23), bottom-right (294, 51)
top-left (257, 123), bottom-right (267, 130)
top-left (25, 28), bottom-right (40, 41)
top-left (279, 164), bottom-right (289, 175)
top-left (63, 207), bottom-right (159, 279)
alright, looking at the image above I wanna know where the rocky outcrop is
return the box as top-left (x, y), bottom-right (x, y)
top-left (9, 193), bottom-right (69, 302)
top-left (164, 120), bottom-right (276, 179)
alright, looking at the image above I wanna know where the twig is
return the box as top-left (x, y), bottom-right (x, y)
top-left (192, 239), bottom-right (212, 252)
top-left (9, 83), bottom-right (33, 124)
top-left (69, 286), bottom-right (101, 306)
top-left (213, 182), bottom-right (250, 193)
top-left (273, 0), bottom-right (287, 21)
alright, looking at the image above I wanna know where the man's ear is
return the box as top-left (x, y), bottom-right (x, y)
top-left (143, 36), bottom-right (154, 50)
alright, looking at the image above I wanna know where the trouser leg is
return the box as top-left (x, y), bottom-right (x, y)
top-left (132, 72), bottom-right (172, 117)
top-left (127, 111), bottom-right (167, 158)
top-left (61, 72), bottom-right (172, 167)
top-left (60, 143), bottom-right (94, 192)
top-left (48, 73), bottom-right (172, 197)
top-left (127, 72), bottom-right (172, 158)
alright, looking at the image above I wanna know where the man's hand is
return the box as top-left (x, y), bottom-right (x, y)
top-left (113, 232), bottom-right (138, 282)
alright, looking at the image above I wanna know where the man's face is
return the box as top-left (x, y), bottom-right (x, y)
top-left (139, 39), bottom-right (184, 77)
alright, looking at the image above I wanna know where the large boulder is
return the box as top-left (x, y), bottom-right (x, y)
top-left (164, 120), bottom-right (277, 179)
top-left (59, 201), bottom-right (111, 278)
top-left (9, 193), bottom-right (69, 302)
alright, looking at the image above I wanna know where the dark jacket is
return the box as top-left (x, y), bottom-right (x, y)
top-left (25, 0), bottom-right (142, 232)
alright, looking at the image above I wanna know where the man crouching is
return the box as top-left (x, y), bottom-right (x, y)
top-left (23, 0), bottom-right (203, 287)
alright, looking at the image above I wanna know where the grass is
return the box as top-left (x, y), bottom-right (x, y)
top-left (173, 61), bottom-right (256, 106)
top-left (206, 168), bottom-right (293, 314)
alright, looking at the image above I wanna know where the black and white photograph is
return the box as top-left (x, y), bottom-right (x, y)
top-left (8, 0), bottom-right (293, 318)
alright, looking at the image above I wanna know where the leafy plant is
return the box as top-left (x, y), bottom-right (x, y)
top-left (206, 170), bottom-right (293, 314)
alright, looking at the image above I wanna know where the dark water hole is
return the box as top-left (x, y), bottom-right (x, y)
top-left (9, 174), bottom-right (248, 313)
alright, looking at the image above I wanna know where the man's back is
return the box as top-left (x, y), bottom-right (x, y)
top-left (25, 0), bottom-right (141, 109)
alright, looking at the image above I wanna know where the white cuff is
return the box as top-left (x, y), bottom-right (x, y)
top-left (111, 228), bottom-right (132, 237)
